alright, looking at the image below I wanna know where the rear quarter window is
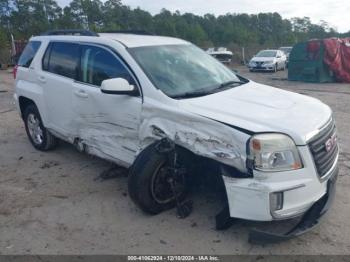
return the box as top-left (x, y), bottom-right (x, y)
top-left (42, 42), bottom-right (80, 79)
top-left (17, 41), bottom-right (41, 68)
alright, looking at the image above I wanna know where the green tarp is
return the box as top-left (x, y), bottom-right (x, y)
top-left (288, 41), bottom-right (335, 83)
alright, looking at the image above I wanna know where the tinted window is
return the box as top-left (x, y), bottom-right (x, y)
top-left (18, 41), bottom-right (41, 68)
top-left (45, 42), bottom-right (80, 79)
top-left (80, 45), bottom-right (133, 86)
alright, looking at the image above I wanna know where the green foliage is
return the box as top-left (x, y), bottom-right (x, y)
top-left (0, 27), bottom-right (7, 48)
top-left (0, 0), bottom-right (349, 52)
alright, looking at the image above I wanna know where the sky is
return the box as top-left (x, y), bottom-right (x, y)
top-left (57, 0), bottom-right (350, 33)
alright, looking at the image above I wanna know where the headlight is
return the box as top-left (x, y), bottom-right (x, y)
top-left (249, 61), bottom-right (256, 66)
top-left (263, 61), bottom-right (274, 66)
top-left (247, 133), bottom-right (303, 172)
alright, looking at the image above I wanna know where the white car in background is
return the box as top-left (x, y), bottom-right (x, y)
top-left (248, 49), bottom-right (287, 72)
top-left (14, 30), bottom-right (338, 244)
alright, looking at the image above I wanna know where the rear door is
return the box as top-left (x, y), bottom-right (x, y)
top-left (39, 42), bottom-right (80, 138)
top-left (72, 44), bottom-right (142, 166)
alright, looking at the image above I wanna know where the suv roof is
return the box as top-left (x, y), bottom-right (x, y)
top-left (99, 33), bottom-right (188, 48)
top-left (31, 32), bottom-right (188, 48)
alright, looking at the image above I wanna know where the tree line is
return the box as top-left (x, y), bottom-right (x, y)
top-left (0, 0), bottom-right (349, 58)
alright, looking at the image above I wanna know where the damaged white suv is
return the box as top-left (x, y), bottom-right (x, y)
top-left (14, 30), bottom-right (339, 243)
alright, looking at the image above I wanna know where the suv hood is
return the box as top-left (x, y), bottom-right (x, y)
top-left (178, 81), bottom-right (331, 145)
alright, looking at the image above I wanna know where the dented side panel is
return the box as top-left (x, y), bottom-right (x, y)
top-left (70, 82), bottom-right (250, 172)
top-left (138, 99), bottom-right (250, 172)
top-left (71, 81), bottom-right (142, 167)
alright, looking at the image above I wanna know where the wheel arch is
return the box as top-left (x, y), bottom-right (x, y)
top-left (132, 138), bottom-right (250, 186)
top-left (18, 95), bottom-right (49, 128)
top-left (130, 138), bottom-right (251, 217)
top-left (18, 96), bottom-right (36, 119)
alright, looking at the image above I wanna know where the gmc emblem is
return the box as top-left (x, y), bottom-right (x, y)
top-left (325, 133), bottom-right (337, 152)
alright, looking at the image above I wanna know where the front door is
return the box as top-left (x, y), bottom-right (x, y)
top-left (72, 44), bottom-right (142, 166)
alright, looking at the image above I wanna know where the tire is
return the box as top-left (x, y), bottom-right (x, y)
top-left (128, 143), bottom-right (188, 215)
top-left (23, 104), bottom-right (58, 151)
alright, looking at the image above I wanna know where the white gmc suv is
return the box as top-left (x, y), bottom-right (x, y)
top-left (14, 30), bottom-right (339, 243)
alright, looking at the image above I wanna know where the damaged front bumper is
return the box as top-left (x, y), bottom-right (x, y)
top-left (248, 167), bottom-right (338, 244)
top-left (221, 146), bottom-right (339, 243)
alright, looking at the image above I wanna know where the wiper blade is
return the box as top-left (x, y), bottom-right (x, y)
top-left (172, 90), bottom-right (212, 99)
top-left (201, 80), bottom-right (245, 95)
top-left (172, 80), bottom-right (246, 99)
top-left (219, 80), bottom-right (245, 89)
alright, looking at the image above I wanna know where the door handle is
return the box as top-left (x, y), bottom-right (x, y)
top-left (38, 76), bottom-right (46, 83)
top-left (74, 90), bottom-right (88, 98)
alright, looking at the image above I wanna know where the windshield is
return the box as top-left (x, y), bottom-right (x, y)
top-left (256, 50), bottom-right (277, 57)
top-left (129, 44), bottom-right (242, 98)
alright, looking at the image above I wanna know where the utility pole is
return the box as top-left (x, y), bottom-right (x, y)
top-left (242, 47), bottom-right (245, 65)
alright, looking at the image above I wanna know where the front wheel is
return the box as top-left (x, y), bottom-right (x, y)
top-left (128, 143), bottom-right (188, 214)
top-left (23, 104), bottom-right (58, 151)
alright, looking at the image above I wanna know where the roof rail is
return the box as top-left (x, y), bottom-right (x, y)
top-left (41, 29), bottom-right (98, 36)
top-left (100, 30), bottom-right (154, 35)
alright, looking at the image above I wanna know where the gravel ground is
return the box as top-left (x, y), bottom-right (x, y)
top-left (0, 66), bottom-right (350, 255)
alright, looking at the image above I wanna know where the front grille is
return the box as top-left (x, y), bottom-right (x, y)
top-left (308, 119), bottom-right (338, 179)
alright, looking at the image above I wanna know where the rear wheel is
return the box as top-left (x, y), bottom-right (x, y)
top-left (23, 104), bottom-right (58, 151)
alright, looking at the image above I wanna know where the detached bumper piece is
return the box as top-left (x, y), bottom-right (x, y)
top-left (249, 169), bottom-right (338, 244)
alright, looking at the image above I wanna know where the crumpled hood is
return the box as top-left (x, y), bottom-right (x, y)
top-left (178, 81), bottom-right (332, 145)
top-left (250, 57), bottom-right (276, 63)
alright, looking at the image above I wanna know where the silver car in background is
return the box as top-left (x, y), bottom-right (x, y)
top-left (248, 49), bottom-right (287, 72)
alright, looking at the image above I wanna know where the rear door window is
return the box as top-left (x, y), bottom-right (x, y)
top-left (43, 42), bottom-right (80, 79)
top-left (18, 41), bottom-right (41, 68)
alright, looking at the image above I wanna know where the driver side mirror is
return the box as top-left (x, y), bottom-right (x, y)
top-left (101, 78), bottom-right (138, 96)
